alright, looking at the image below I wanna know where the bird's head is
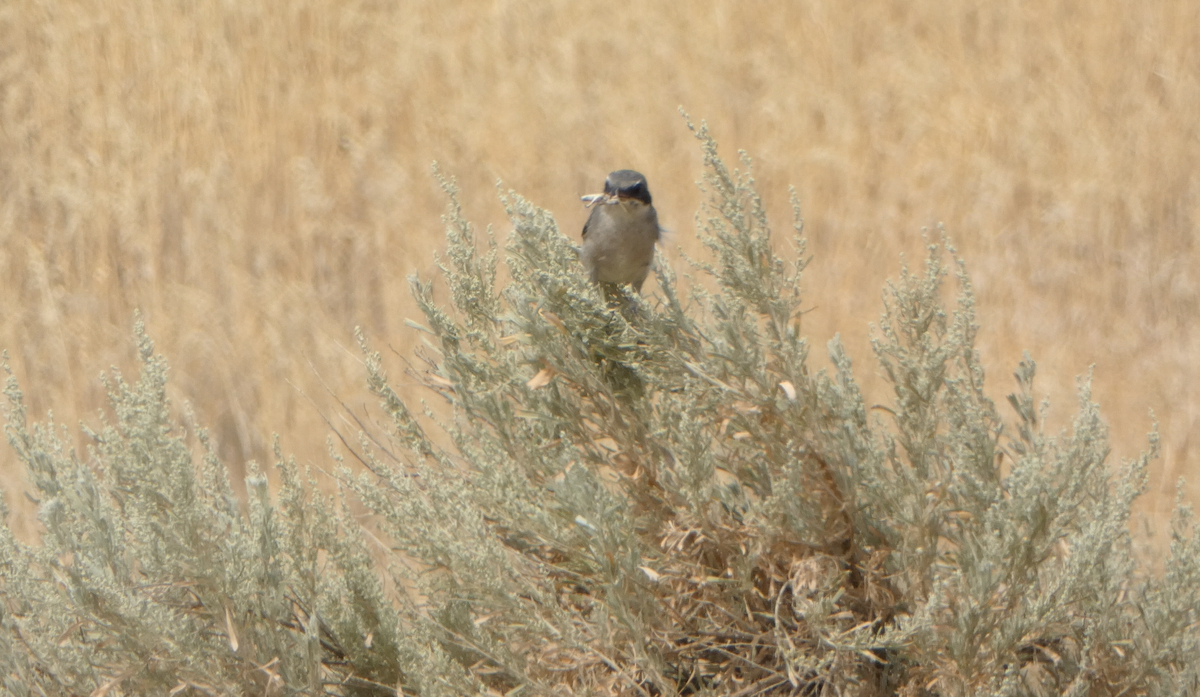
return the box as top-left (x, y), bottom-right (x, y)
top-left (603, 169), bottom-right (652, 206)
top-left (582, 169), bottom-right (653, 209)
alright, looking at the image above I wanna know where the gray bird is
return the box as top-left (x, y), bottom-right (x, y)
top-left (580, 170), bottom-right (660, 293)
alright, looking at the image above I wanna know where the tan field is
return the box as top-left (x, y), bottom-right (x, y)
top-left (2, 1), bottom-right (1197, 545)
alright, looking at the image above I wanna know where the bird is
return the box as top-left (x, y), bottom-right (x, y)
top-left (579, 170), bottom-right (661, 293)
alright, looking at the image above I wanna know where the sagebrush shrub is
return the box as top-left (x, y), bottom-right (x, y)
top-left (2, 124), bottom-right (1197, 696)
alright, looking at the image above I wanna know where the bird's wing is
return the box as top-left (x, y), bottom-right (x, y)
top-left (582, 206), bottom-right (601, 240)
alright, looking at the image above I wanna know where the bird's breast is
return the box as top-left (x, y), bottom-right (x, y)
top-left (580, 204), bottom-right (660, 286)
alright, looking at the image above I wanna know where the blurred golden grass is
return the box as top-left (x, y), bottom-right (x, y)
top-left (1, 0), bottom-right (1196, 543)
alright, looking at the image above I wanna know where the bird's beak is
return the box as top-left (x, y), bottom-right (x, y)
top-left (582, 192), bottom-right (627, 207)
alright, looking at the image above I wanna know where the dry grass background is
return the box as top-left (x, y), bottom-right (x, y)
top-left (1, 0), bottom-right (1197, 545)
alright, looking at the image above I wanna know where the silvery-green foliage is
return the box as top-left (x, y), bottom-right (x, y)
top-left (346, 122), bottom-right (1187, 694)
top-left (0, 321), bottom-right (427, 695)
top-left (2, 127), bottom-right (1199, 696)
